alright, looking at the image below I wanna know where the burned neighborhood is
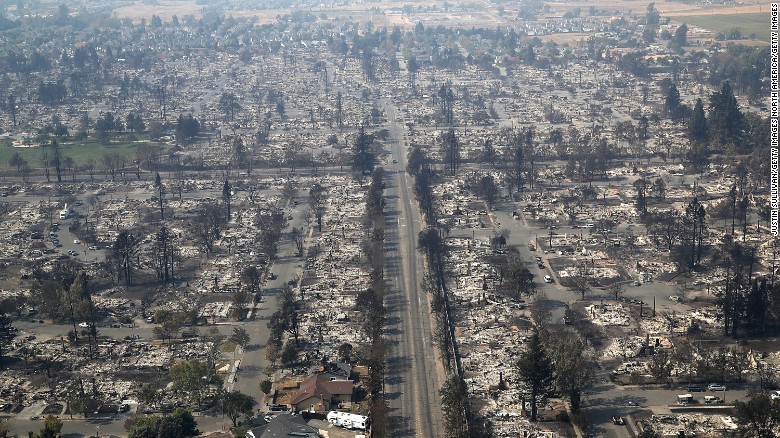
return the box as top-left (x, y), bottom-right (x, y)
top-left (0, 0), bottom-right (774, 437)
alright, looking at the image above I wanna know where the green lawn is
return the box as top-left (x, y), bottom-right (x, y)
top-left (674, 13), bottom-right (769, 42)
top-left (0, 138), bottom-right (159, 170)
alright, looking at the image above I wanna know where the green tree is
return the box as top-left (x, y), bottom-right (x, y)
top-left (517, 333), bottom-right (555, 421)
top-left (126, 112), bottom-right (146, 132)
top-left (152, 309), bottom-right (183, 347)
top-left (664, 83), bottom-right (680, 117)
top-left (688, 98), bottom-right (708, 142)
top-left (127, 409), bottom-right (199, 438)
top-left (281, 341), bottom-right (298, 366)
top-left (35, 415), bottom-right (63, 438)
top-left (734, 391), bottom-right (780, 438)
top-left (642, 27), bottom-right (656, 43)
top-left (221, 391), bottom-right (256, 427)
top-left (175, 114), bottom-right (200, 143)
top-left (169, 360), bottom-right (209, 404)
top-left (670, 23), bottom-right (688, 51)
top-left (440, 375), bottom-right (468, 438)
top-left (406, 144), bottom-right (429, 177)
top-left (368, 394), bottom-right (391, 438)
top-left (138, 384), bottom-right (159, 408)
top-left (647, 350), bottom-right (673, 385)
top-left (168, 408), bottom-right (199, 437)
top-left (351, 126), bottom-right (376, 174)
top-left (260, 380), bottom-right (272, 395)
top-left (645, 2), bottom-right (660, 26)
top-left (545, 333), bottom-right (594, 413)
top-left (708, 81), bottom-right (743, 146)
top-left (505, 260), bottom-right (535, 301)
top-left (477, 174), bottom-right (499, 207)
top-left (229, 327), bottom-right (250, 351)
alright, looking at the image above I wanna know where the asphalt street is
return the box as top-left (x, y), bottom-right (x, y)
top-left (382, 96), bottom-right (443, 437)
top-left (3, 186), bottom-right (310, 436)
top-left (447, 196), bottom-right (723, 438)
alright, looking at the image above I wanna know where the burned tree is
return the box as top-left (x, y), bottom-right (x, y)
top-left (192, 203), bottom-right (226, 255)
top-left (309, 183), bottom-right (327, 233)
top-left (111, 231), bottom-right (139, 286)
top-left (154, 172), bottom-right (165, 221)
top-left (222, 180), bottom-right (232, 223)
top-left (440, 128), bottom-right (460, 176)
top-left (155, 226), bottom-right (176, 283)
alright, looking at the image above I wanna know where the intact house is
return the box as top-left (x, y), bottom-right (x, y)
top-left (289, 374), bottom-right (355, 412)
top-left (245, 413), bottom-right (321, 438)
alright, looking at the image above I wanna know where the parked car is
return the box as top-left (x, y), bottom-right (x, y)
top-left (687, 384), bottom-right (704, 392)
top-left (704, 396), bottom-right (724, 404)
top-left (544, 275), bottom-right (553, 283)
top-left (708, 384), bottom-right (727, 391)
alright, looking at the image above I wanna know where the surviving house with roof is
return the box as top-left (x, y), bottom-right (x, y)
top-left (289, 374), bottom-right (355, 412)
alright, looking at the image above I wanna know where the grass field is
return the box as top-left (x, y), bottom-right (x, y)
top-left (674, 13), bottom-right (768, 42)
top-left (0, 139), bottom-right (158, 170)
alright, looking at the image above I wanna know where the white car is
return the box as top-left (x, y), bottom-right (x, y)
top-left (544, 275), bottom-right (553, 283)
top-left (73, 239), bottom-right (80, 244)
top-left (78, 322), bottom-right (89, 328)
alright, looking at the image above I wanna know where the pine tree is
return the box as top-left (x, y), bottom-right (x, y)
top-left (708, 81), bottom-right (743, 145)
top-left (440, 375), bottom-right (468, 438)
top-left (517, 333), bottom-right (555, 421)
top-left (351, 126), bottom-right (376, 174)
top-left (665, 84), bottom-right (681, 117)
top-left (689, 98), bottom-right (708, 142)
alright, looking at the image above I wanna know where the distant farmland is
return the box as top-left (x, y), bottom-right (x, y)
top-left (674, 13), bottom-right (768, 42)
